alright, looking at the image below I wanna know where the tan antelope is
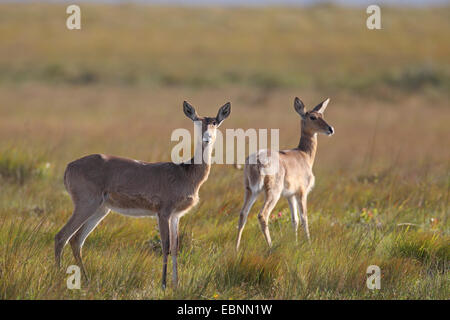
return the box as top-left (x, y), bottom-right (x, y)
top-left (55, 101), bottom-right (231, 288)
top-left (236, 97), bottom-right (334, 250)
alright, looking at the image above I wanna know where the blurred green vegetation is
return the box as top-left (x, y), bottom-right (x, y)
top-left (0, 3), bottom-right (449, 93)
top-left (0, 149), bottom-right (50, 185)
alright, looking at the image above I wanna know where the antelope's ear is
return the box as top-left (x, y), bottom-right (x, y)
top-left (312, 98), bottom-right (330, 114)
top-left (294, 97), bottom-right (306, 117)
top-left (183, 101), bottom-right (199, 121)
top-left (216, 102), bottom-right (231, 126)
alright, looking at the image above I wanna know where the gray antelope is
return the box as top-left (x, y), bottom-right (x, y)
top-left (236, 97), bottom-right (334, 250)
top-left (55, 101), bottom-right (231, 288)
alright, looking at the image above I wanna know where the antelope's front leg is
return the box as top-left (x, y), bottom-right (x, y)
top-left (287, 195), bottom-right (300, 243)
top-left (170, 215), bottom-right (180, 288)
top-left (297, 193), bottom-right (311, 242)
top-left (158, 215), bottom-right (170, 289)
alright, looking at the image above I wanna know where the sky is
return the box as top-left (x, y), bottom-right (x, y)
top-left (2, 0), bottom-right (449, 6)
top-left (139, 0), bottom-right (449, 5)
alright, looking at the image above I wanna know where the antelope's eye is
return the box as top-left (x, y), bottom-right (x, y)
top-left (309, 115), bottom-right (317, 120)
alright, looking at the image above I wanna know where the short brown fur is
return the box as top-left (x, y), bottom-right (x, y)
top-left (55, 101), bottom-right (231, 288)
top-left (236, 97), bottom-right (334, 249)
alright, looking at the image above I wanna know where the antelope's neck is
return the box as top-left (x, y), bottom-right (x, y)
top-left (186, 142), bottom-right (212, 189)
top-left (297, 129), bottom-right (318, 166)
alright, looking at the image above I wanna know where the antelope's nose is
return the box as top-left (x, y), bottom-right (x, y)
top-left (328, 126), bottom-right (334, 135)
top-left (203, 132), bottom-right (213, 143)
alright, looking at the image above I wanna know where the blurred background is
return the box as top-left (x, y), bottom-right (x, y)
top-left (0, 0), bottom-right (448, 299)
top-left (1, 0), bottom-right (448, 168)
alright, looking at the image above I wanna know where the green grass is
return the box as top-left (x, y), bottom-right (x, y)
top-left (0, 139), bottom-right (448, 299)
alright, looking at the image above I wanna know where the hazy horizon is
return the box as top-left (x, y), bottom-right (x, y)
top-left (1, 0), bottom-right (449, 7)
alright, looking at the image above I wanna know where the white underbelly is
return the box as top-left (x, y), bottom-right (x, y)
top-left (281, 188), bottom-right (296, 198)
top-left (107, 205), bottom-right (157, 218)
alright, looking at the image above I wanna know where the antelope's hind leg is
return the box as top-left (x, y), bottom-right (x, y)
top-left (55, 197), bottom-right (103, 269)
top-left (257, 186), bottom-right (282, 248)
top-left (69, 206), bottom-right (110, 279)
top-left (236, 186), bottom-right (258, 251)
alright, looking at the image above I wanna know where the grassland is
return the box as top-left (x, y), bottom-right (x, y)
top-left (0, 3), bottom-right (449, 299)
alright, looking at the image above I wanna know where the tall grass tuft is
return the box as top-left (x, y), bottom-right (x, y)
top-left (215, 251), bottom-right (280, 293)
top-left (388, 231), bottom-right (449, 274)
top-left (0, 149), bottom-right (50, 184)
